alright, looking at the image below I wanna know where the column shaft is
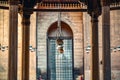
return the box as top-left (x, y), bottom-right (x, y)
top-left (102, 6), bottom-right (111, 80)
top-left (8, 3), bottom-right (18, 80)
top-left (90, 14), bottom-right (99, 80)
top-left (21, 15), bottom-right (30, 80)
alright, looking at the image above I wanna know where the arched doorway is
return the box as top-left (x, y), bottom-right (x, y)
top-left (47, 21), bottom-right (74, 80)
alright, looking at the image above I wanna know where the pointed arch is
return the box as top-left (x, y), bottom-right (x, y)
top-left (47, 21), bottom-right (73, 38)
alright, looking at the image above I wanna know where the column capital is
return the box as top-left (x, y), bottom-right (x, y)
top-left (87, 0), bottom-right (102, 19)
top-left (9, 0), bottom-right (19, 5)
top-left (18, 6), bottom-right (33, 26)
top-left (88, 9), bottom-right (101, 23)
top-left (19, 6), bottom-right (33, 17)
top-left (101, 0), bottom-right (110, 6)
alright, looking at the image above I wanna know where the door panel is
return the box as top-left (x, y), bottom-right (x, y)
top-left (48, 39), bottom-right (73, 80)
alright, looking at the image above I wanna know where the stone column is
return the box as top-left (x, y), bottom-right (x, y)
top-left (21, 12), bottom-right (32, 80)
top-left (86, 0), bottom-right (102, 80)
top-left (88, 11), bottom-right (101, 80)
top-left (8, 0), bottom-right (18, 80)
top-left (101, 1), bottom-right (111, 80)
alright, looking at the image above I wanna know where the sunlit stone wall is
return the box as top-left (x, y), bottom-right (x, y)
top-left (0, 9), bottom-right (9, 80)
top-left (83, 10), bottom-right (120, 80)
top-left (0, 7), bottom-right (120, 80)
top-left (36, 12), bottom-right (84, 80)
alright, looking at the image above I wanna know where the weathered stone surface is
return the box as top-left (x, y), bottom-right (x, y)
top-left (0, 8), bottom-right (120, 80)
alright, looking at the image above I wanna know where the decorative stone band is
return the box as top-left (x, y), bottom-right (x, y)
top-left (0, 1), bottom-right (8, 6)
top-left (37, 3), bottom-right (87, 9)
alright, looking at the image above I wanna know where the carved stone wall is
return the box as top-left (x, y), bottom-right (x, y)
top-left (0, 9), bottom-right (120, 80)
top-left (36, 12), bottom-right (83, 80)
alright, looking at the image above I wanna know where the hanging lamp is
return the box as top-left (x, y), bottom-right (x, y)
top-left (56, 3), bottom-right (64, 54)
